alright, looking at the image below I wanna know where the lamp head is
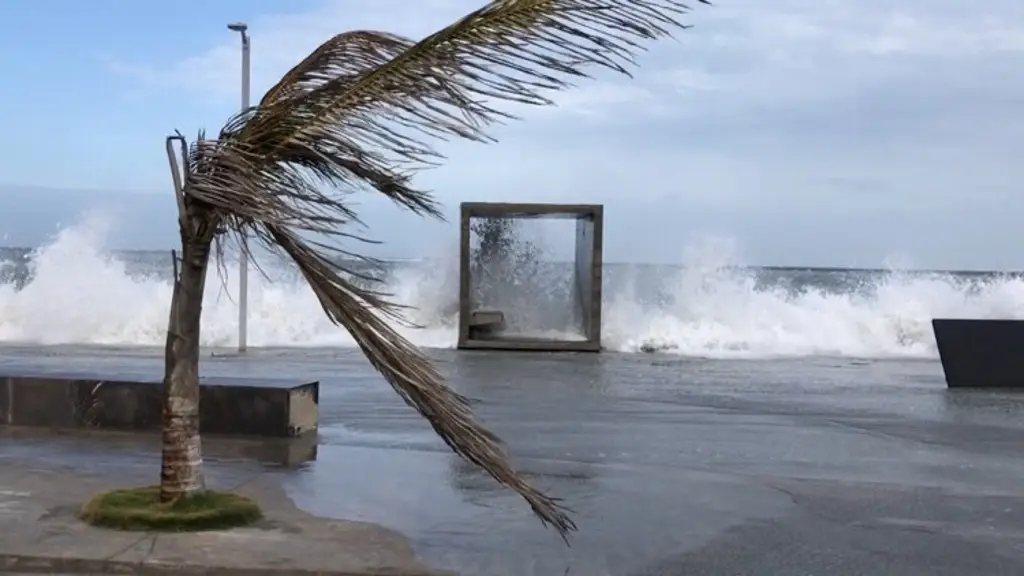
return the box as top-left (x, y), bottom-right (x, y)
top-left (227, 22), bottom-right (248, 32)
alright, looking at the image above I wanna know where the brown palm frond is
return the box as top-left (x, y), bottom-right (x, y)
top-left (251, 0), bottom-right (709, 159)
top-left (264, 225), bottom-right (572, 531)
top-left (258, 31), bottom-right (418, 108)
top-left (181, 0), bottom-right (711, 540)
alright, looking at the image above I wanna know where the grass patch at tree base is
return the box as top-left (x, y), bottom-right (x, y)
top-left (80, 486), bottom-right (263, 532)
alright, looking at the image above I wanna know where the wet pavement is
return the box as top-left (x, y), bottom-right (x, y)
top-left (2, 345), bottom-right (1024, 574)
top-left (0, 455), bottom-right (439, 575)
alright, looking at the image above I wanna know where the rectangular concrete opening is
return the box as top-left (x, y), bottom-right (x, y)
top-left (458, 202), bottom-right (603, 352)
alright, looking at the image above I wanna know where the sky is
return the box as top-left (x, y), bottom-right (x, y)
top-left (1, 0), bottom-right (1022, 269)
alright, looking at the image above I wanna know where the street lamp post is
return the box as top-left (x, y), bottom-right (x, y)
top-left (228, 22), bottom-right (250, 353)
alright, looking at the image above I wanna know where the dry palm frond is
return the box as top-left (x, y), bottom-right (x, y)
top-left (181, 0), bottom-right (710, 540)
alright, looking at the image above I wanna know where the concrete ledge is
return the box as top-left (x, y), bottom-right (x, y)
top-left (0, 368), bottom-right (319, 437)
top-left (468, 310), bottom-right (506, 327)
top-left (466, 309), bottom-right (507, 341)
top-left (932, 318), bottom-right (1024, 389)
top-left (0, 554), bottom-right (448, 576)
top-left (457, 337), bottom-right (601, 352)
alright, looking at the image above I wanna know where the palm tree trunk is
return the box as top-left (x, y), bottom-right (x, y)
top-left (159, 235), bottom-right (213, 502)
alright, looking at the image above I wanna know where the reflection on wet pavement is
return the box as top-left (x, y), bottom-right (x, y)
top-left (4, 345), bottom-right (1024, 574)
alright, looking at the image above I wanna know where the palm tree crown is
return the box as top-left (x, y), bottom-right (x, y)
top-left (173, 0), bottom-right (710, 540)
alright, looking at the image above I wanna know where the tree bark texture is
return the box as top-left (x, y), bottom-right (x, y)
top-left (159, 235), bottom-right (213, 502)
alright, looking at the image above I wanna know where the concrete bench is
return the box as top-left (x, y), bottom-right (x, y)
top-left (0, 368), bottom-right (318, 438)
top-left (468, 309), bottom-right (507, 339)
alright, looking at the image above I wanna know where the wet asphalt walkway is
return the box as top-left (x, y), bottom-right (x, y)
top-left (2, 345), bottom-right (1024, 574)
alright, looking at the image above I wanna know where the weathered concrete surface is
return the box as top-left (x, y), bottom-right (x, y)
top-left (0, 366), bottom-right (318, 438)
top-left (0, 457), bottom-right (449, 576)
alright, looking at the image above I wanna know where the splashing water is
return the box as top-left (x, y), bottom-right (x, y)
top-left (2, 215), bottom-right (1023, 359)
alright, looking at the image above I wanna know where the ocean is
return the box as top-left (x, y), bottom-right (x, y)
top-left (1, 218), bottom-right (1022, 357)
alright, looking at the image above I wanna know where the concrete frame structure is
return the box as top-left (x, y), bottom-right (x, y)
top-left (458, 202), bottom-right (603, 352)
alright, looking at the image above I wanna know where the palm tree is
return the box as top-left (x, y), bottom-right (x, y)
top-left (159, 0), bottom-right (709, 540)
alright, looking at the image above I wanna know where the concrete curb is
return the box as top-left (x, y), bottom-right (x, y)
top-left (0, 554), bottom-right (456, 576)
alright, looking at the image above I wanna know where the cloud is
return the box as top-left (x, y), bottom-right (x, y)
top-left (106, 0), bottom-right (1024, 141)
top-left (103, 0), bottom-right (1024, 268)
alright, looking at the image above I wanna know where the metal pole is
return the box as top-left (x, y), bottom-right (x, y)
top-left (229, 22), bottom-right (251, 353)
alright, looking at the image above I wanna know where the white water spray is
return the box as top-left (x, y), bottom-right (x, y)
top-left (2, 215), bottom-right (1023, 359)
